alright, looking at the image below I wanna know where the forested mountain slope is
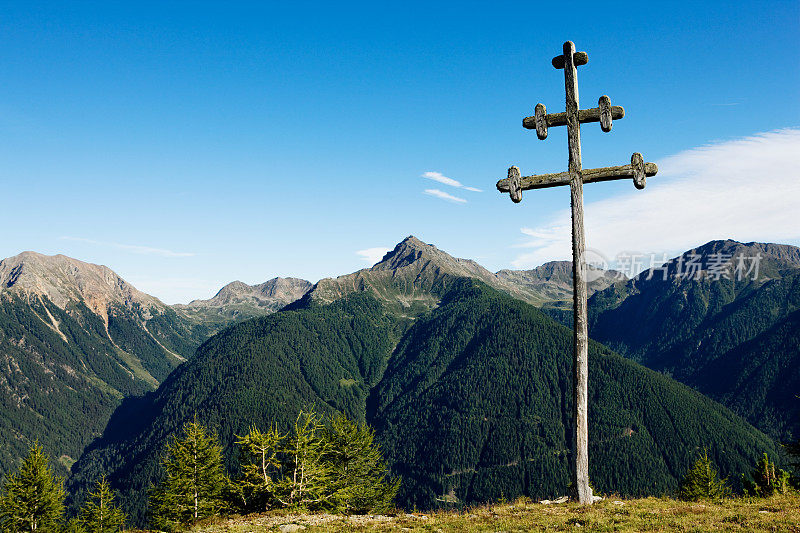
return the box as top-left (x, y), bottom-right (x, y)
top-left (67, 293), bottom-right (402, 524)
top-left (586, 240), bottom-right (800, 440)
top-left (69, 278), bottom-right (778, 523)
top-left (369, 280), bottom-right (778, 508)
top-left (0, 252), bottom-right (212, 477)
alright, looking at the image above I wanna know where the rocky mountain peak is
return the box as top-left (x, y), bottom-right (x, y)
top-left (0, 251), bottom-right (160, 315)
top-left (307, 236), bottom-right (621, 309)
top-left (207, 281), bottom-right (253, 305)
top-left (179, 277), bottom-right (313, 319)
top-left (372, 235), bottom-right (493, 278)
top-left (631, 240), bottom-right (800, 284)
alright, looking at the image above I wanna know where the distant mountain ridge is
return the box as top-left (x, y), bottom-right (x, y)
top-left (498, 260), bottom-right (623, 309)
top-left (305, 236), bottom-right (620, 312)
top-left (0, 251), bottom-right (165, 325)
top-left (175, 277), bottom-right (312, 324)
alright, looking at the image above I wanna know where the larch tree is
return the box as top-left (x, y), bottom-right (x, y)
top-left (235, 424), bottom-right (285, 512)
top-left (322, 414), bottom-right (399, 514)
top-left (677, 450), bottom-right (730, 501)
top-left (150, 418), bottom-right (228, 531)
top-left (273, 410), bottom-right (333, 510)
top-left (0, 442), bottom-right (65, 532)
top-left (79, 476), bottom-right (126, 533)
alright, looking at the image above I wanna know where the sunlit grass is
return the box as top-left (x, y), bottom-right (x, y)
top-left (190, 492), bottom-right (800, 532)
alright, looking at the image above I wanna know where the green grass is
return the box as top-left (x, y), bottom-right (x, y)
top-left (187, 493), bottom-right (800, 532)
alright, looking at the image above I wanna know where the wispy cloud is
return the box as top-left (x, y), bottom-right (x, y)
top-left (424, 188), bottom-right (467, 204)
top-left (422, 171), bottom-right (483, 193)
top-left (511, 129), bottom-right (800, 268)
top-left (61, 236), bottom-right (195, 258)
top-left (356, 247), bottom-right (391, 264)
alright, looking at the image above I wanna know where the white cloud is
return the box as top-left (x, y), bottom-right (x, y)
top-left (422, 171), bottom-right (461, 187)
top-left (356, 247), bottom-right (391, 264)
top-left (511, 129), bottom-right (800, 268)
top-left (422, 171), bottom-right (483, 193)
top-left (61, 236), bottom-right (195, 258)
top-left (424, 188), bottom-right (468, 204)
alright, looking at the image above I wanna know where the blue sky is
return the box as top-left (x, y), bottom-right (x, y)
top-left (1, 1), bottom-right (798, 303)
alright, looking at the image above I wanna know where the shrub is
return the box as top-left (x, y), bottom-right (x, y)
top-left (677, 451), bottom-right (730, 501)
top-left (742, 453), bottom-right (790, 497)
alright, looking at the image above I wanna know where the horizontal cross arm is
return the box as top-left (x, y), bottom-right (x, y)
top-left (523, 105), bottom-right (624, 130)
top-left (497, 156), bottom-right (657, 198)
top-left (552, 51), bottom-right (588, 69)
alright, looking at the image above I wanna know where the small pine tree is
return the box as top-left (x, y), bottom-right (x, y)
top-left (677, 450), bottom-right (730, 501)
top-left (742, 453), bottom-right (790, 497)
top-left (0, 442), bottom-right (66, 532)
top-left (272, 410), bottom-right (333, 511)
top-left (150, 418), bottom-right (228, 531)
top-left (322, 414), bottom-right (399, 514)
top-left (79, 476), bottom-right (126, 533)
top-left (64, 518), bottom-right (87, 533)
top-left (235, 424), bottom-right (285, 512)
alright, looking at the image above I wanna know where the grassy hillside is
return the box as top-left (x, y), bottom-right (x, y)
top-left (191, 494), bottom-right (800, 532)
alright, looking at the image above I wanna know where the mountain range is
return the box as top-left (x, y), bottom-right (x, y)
top-left (586, 240), bottom-right (800, 441)
top-left (0, 239), bottom-right (620, 479)
top-left (175, 277), bottom-right (313, 326)
top-left (0, 236), bottom-right (797, 525)
top-left (0, 252), bottom-right (204, 475)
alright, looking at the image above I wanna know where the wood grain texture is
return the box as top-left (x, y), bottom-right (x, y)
top-left (523, 105), bottom-right (624, 130)
top-left (632, 152), bottom-right (647, 189)
top-left (552, 51), bottom-right (588, 69)
top-left (599, 95), bottom-right (613, 132)
top-left (534, 103), bottom-right (548, 140)
top-left (508, 166), bottom-right (522, 203)
top-left (496, 161), bottom-right (658, 192)
top-left (561, 39), bottom-right (593, 506)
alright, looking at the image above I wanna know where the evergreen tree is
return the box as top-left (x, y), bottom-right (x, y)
top-left (79, 476), bottom-right (126, 533)
top-left (0, 442), bottom-right (65, 532)
top-left (677, 451), bottom-right (730, 501)
top-left (787, 437), bottom-right (800, 488)
top-left (64, 518), bottom-right (87, 533)
top-left (322, 414), bottom-right (399, 513)
top-left (235, 425), bottom-right (285, 512)
top-left (150, 419), bottom-right (227, 531)
top-left (272, 411), bottom-right (333, 510)
top-left (786, 401), bottom-right (800, 488)
top-left (742, 453), bottom-right (790, 497)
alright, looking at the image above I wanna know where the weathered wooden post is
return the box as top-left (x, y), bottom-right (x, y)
top-left (496, 41), bottom-right (657, 504)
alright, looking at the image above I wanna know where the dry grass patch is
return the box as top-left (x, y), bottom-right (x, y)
top-left (190, 493), bottom-right (800, 532)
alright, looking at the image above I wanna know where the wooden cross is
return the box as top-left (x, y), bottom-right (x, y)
top-left (495, 41), bottom-right (657, 505)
